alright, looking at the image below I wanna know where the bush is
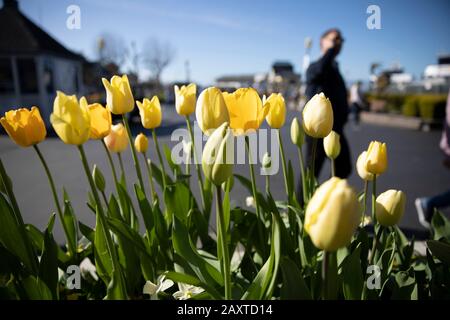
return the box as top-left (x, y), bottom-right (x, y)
top-left (401, 96), bottom-right (419, 117)
top-left (418, 95), bottom-right (447, 120)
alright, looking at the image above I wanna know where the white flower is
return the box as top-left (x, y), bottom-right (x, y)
top-left (79, 257), bottom-right (98, 281)
top-left (143, 275), bottom-right (174, 300)
top-left (173, 283), bottom-right (204, 300)
top-left (246, 196), bottom-right (255, 208)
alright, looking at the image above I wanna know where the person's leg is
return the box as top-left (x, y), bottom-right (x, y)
top-left (426, 189), bottom-right (450, 209)
top-left (334, 132), bottom-right (352, 179)
top-left (416, 189), bottom-right (450, 228)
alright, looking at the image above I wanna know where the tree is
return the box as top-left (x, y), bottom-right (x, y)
top-left (142, 37), bottom-right (176, 86)
top-left (96, 32), bottom-right (128, 68)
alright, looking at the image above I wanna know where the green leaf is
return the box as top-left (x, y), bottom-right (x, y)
top-left (163, 144), bottom-right (182, 174)
top-left (106, 267), bottom-right (128, 300)
top-left (287, 160), bottom-right (294, 196)
top-left (431, 211), bottom-right (450, 241)
top-left (427, 240), bottom-right (450, 266)
top-left (107, 217), bottom-right (151, 259)
top-left (62, 189), bottom-right (78, 258)
top-left (340, 243), bottom-right (364, 300)
top-left (94, 208), bottom-right (113, 285)
top-left (38, 213), bottom-right (58, 299)
top-left (164, 271), bottom-right (223, 300)
top-left (134, 184), bottom-right (154, 233)
top-left (280, 257), bottom-right (311, 299)
top-left (172, 217), bottom-right (223, 286)
top-left (0, 193), bottom-right (35, 272)
top-left (25, 224), bottom-right (69, 264)
top-left (107, 194), bottom-right (123, 221)
top-left (164, 182), bottom-right (192, 224)
top-left (22, 276), bottom-right (52, 300)
top-left (78, 221), bottom-right (95, 244)
top-left (242, 213), bottom-right (280, 300)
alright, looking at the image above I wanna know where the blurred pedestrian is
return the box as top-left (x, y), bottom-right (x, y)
top-left (298, 28), bottom-right (352, 201)
top-left (349, 80), bottom-right (364, 128)
top-left (415, 88), bottom-right (450, 228)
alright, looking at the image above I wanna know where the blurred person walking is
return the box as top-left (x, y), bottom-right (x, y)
top-left (415, 89), bottom-right (450, 228)
top-left (298, 28), bottom-right (352, 201)
top-left (349, 80), bottom-right (365, 128)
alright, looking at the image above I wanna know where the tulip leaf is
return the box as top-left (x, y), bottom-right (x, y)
top-left (163, 144), bottom-right (182, 175)
top-left (164, 271), bottom-right (223, 300)
top-left (134, 184), bottom-right (154, 233)
top-left (340, 243), bottom-right (364, 300)
top-left (25, 224), bottom-right (70, 264)
top-left (107, 193), bottom-right (123, 221)
top-left (22, 276), bottom-right (52, 300)
top-left (280, 257), bottom-right (311, 299)
top-left (431, 211), bottom-right (450, 242)
top-left (38, 213), bottom-right (59, 299)
top-left (242, 213), bottom-right (280, 300)
top-left (94, 207), bottom-right (113, 285)
top-left (0, 193), bottom-right (35, 273)
top-left (78, 221), bottom-right (95, 244)
top-left (117, 181), bottom-right (139, 229)
top-left (234, 174), bottom-right (269, 213)
top-left (426, 240), bottom-right (450, 266)
top-left (172, 216), bottom-right (223, 286)
top-left (164, 182), bottom-right (192, 225)
top-left (62, 189), bottom-right (78, 258)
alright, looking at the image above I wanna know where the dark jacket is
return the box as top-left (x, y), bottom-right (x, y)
top-left (305, 48), bottom-right (349, 133)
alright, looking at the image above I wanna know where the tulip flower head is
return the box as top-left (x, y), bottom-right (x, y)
top-left (1, 106), bottom-right (47, 147)
top-left (174, 83), bottom-right (196, 116)
top-left (323, 131), bottom-right (341, 159)
top-left (290, 117), bottom-right (304, 148)
top-left (195, 87), bottom-right (229, 135)
top-left (50, 92), bottom-right (91, 145)
top-left (264, 93), bottom-right (286, 129)
top-left (103, 123), bottom-right (129, 153)
top-left (202, 122), bottom-right (234, 186)
top-left (356, 151), bottom-right (375, 181)
top-left (135, 133), bottom-right (149, 154)
top-left (305, 177), bottom-right (360, 251)
top-left (302, 92), bottom-right (333, 138)
top-left (223, 88), bottom-right (268, 135)
top-left (88, 103), bottom-right (112, 140)
top-left (376, 189), bottom-right (406, 227)
top-left (102, 75), bottom-right (134, 115)
top-left (136, 96), bottom-right (162, 129)
top-left (365, 141), bottom-right (387, 175)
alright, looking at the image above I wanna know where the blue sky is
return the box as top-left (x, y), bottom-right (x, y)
top-left (14, 0), bottom-right (450, 85)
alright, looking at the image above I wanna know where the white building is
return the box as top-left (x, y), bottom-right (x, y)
top-left (0, 0), bottom-right (84, 124)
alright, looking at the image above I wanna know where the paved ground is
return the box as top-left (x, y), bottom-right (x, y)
top-left (1, 107), bottom-right (449, 242)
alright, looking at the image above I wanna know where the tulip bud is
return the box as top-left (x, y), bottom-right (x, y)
top-left (92, 165), bottom-right (105, 192)
top-left (302, 92), bottom-right (333, 138)
top-left (356, 151), bottom-right (374, 181)
top-left (174, 83), bottom-right (196, 116)
top-left (1, 107), bottom-right (47, 147)
top-left (202, 122), bottom-right (233, 186)
top-left (290, 117), bottom-right (304, 148)
top-left (262, 152), bottom-right (271, 169)
top-left (196, 87), bottom-right (229, 135)
top-left (264, 93), bottom-right (286, 129)
top-left (323, 131), bottom-right (341, 159)
top-left (365, 141), bottom-right (387, 175)
top-left (304, 177), bottom-right (360, 251)
top-left (134, 133), bottom-right (148, 154)
top-left (375, 189), bottom-right (406, 227)
top-left (103, 123), bottom-right (128, 153)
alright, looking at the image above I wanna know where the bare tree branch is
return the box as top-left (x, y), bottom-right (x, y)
top-left (142, 37), bottom-right (176, 85)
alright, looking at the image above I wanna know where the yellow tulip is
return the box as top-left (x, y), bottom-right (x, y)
top-left (50, 92), bottom-right (90, 145)
top-left (102, 75), bottom-right (134, 115)
top-left (365, 141), bottom-right (387, 175)
top-left (195, 87), bottom-right (229, 135)
top-left (88, 103), bottom-right (111, 139)
top-left (264, 93), bottom-right (286, 129)
top-left (202, 122), bottom-right (234, 186)
top-left (1, 107), bottom-right (46, 147)
top-left (174, 83), bottom-right (196, 116)
top-left (290, 117), bottom-right (304, 147)
top-left (323, 131), bottom-right (341, 159)
top-left (103, 123), bottom-right (128, 153)
top-left (302, 92), bottom-right (333, 138)
top-left (305, 177), bottom-right (360, 251)
top-left (136, 96), bottom-right (162, 129)
top-left (376, 189), bottom-right (406, 227)
top-left (134, 133), bottom-right (148, 154)
top-left (223, 88), bottom-right (268, 135)
top-left (356, 151), bottom-right (374, 181)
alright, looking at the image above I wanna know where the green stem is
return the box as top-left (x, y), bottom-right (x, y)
top-left (369, 226), bottom-right (383, 265)
top-left (277, 129), bottom-right (289, 196)
top-left (369, 176), bottom-right (378, 265)
top-left (322, 251), bottom-right (337, 300)
top-left (101, 139), bottom-right (119, 189)
top-left (297, 147), bottom-right (307, 202)
top-left (152, 129), bottom-right (167, 189)
top-left (245, 136), bottom-right (266, 257)
top-left (361, 180), bottom-right (369, 225)
top-left (185, 116), bottom-right (205, 210)
top-left (322, 250), bottom-right (329, 300)
top-left (310, 138), bottom-right (318, 197)
top-left (117, 153), bottom-right (127, 188)
top-left (77, 146), bottom-right (125, 290)
top-left (122, 115), bottom-right (145, 193)
top-left (331, 158), bottom-right (336, 177)
top-left (265, 175), bottom-right (270, 195)
top-left (216, 185), bottom-right (231, 299)
top-left (33, 145), bottom-right (76, 256)
top-left (143, 153), bottom-right (157, 203)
